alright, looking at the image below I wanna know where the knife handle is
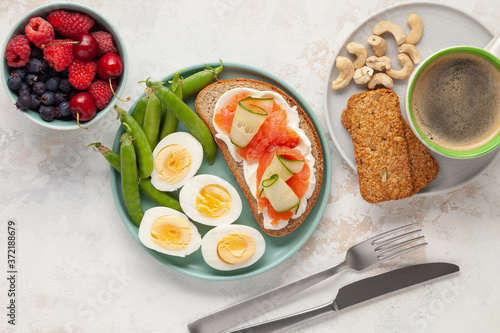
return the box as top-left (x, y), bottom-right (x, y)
top-left (187, 262), bottom-right (348, 333)
top-left (229, 301), bottom-right (335, 333)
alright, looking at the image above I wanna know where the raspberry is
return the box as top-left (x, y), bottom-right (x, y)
top-left (24, 17), bottom-right (55, 48)
top-left (47, 10), bottom-right (94, 40)
top-left (42, 39), bottom-right (74, 72)
top-left (68, 59), bottom-right (96, 90)
top-left (87, 79), bottom-right (113, 109)
top-left (5, 35), bottom-right (31, 68)
top-left (91, 31), bottom-right (117, 55)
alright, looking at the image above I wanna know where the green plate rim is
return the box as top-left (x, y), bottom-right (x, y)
top-left (110, 62), bottom-right (332, 281)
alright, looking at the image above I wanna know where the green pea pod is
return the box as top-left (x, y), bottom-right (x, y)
top-left (138, 179), bottom-right (182, 212)
top-left (131, 94), bottom-right (149, 128)
top-left (88, 142), bottom-right (121, 170)
top-left (143, 93), bottom-right (162, 149)
top-left (178, 60), bottom-right (224, 100)
top-left (147, 82), bottom-right (217, 164)
top-left (115, 105), bottom-right (154, 179)
top-left (170, 60), bottom-right (223, 101)
top-left (89, 143), bottom-right (183, 212)
top-left (120, 133), bottom-right (143, 226)
top-left (159, 106), bottom-right (179, 140)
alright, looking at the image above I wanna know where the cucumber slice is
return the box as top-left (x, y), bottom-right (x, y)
top-left (278, 154), bottom-right (305, 174)
top-left (261, 174), bottom-right (300, 214)
top-left (240, 97), bottom-right (273, 113)
top-left (258, 165), bottom-right (276, 199)
top-left (229, 97), bottom-right (271, 148)
top-left (257, 152), bottom-right (305, 197)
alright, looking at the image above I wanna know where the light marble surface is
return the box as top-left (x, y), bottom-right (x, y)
top-left (1, 0), bottom-right (500, 332)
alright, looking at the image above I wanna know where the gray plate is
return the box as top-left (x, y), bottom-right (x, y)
top-left (325, 2), bottom-right (498, 196)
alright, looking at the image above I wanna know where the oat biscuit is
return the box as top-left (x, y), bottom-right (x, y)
top-left (343, 88), bottom-right (439, 202)
top-left (344, 89), bottom-right (414, 203)
top-left (402, 119), bottom-right (439, 193)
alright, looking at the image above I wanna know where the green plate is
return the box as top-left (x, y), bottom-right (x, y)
top-left (110, 62), bottom-right (332, 281)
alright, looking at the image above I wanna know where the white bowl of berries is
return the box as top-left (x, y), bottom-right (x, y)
top-left (2, 2), bottom-right (128, 130)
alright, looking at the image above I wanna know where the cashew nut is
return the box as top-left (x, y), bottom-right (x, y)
top-left (373, 21), bottom-right (406, 46)
top-left (366, 56), bottom-right (392, 71)
top-left (367, 73), bottom-right (393, 90)
top-left (386, 53), bottom-right (414, 80)
top-left (405, 14), bottom-right (423, 44)
top-left (346, 42), bottom-right (368, 69)
top-left (331, 56), bottom-right (355, 90)
top-left (353, 66), bottom-right (374, 84)
top-left (366, 35), bottom-right (387, 57)
top-left (398, 44), bottom-right (421, 64)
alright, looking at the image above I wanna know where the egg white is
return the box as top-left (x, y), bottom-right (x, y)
top-left (150, 132), bottom-right (204, 192)
top-left (179, 174), bottom-right (242, 226)
top-left (138, 206), bottom-right (201, 257)
top-left (201, 225), bottom-right (266, 271)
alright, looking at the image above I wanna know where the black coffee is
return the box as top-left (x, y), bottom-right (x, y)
top-left (411, 52), bottom-right (500, 151)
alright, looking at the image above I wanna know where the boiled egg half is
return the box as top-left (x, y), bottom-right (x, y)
top-left (138, 206), bottom-right (201, 257)
top-left (150, 132), bottom-right (203, 192)
top-left (202, 225), bottom-right (266, 270)
top-left (179, 175), bottom-right (242, 226)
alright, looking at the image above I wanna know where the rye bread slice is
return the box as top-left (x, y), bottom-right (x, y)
top-left (195, 78), bottom-right (323, 237)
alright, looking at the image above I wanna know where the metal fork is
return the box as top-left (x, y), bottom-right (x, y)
top-left (187, 223), bottom-right (426, 333)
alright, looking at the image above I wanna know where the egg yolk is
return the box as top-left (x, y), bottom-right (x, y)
top-left (154, 144), bottom-right (191, 184)
top-left (195, 184), bottom-right (232, 219)
top-left (217, 233), bottom-right (256, 264)
top-left (150, 215), bottom-right (192, 250)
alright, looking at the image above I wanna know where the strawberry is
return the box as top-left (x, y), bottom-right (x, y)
top-left (24, 17), bottom-right (55, 48)
top-left (68, 59), bottom-right (96, 90)
top-left (42, 39), bottom-right (74, 72)
top-left (91, 31), bottom-right (117, 55)
top-left (47, 10), bottom-right (94, 40)
top-left (5, 35), bottom-right (31, 68)
top-left (86, 79), bottom-right (114, 109)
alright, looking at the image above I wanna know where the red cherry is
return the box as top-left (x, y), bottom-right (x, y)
top-left (97, 52), bottom-right (123, 80)
top-left (69, 92), bottom-right (97, 129)
top-left (96, 52), bottom-right (129, 103)
top-left (73, 33), bottom-right (98, 61)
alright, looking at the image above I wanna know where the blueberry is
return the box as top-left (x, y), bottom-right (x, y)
top-left (37, 72), bottom-right (51, 83)
top-left (15, 91), bottom-right (32, 109)
top-left (58, 101), bottom-right (71, 117)
top-left (54, 107), bottom-right (62, 119)
top-left (27, 58), bottom-right (43, 73)
top-left (46, 77), bottom-right (60, 91)
top-left (55, 91), bottom-right (66, 104)
top-left (59, 78), bottom-right (72, 93)
top-left (39, 105), bottom-right (56, 122)
top-left (18, 82), bottom-right (30, 94)
top-left (11, 68), bottom-right (27, 80)
top-left (30, 47), bottom-right (43, 59)
top-left (33, 81), bottom-right (46, 96)
top-left (41, 91), bottom-right (56, 106)
top-left (47, 67), bottom-right (57, 77)
top-left (30, 94), bottom-right (41, 111)
top-left (60, 69), bottom-right (69, 78)
top-left (40, 60), bottom-right (51, 74)
top-left (25, 73), bottom-right (38, 85)
top-left (7, 74), bottom-right (22, 90)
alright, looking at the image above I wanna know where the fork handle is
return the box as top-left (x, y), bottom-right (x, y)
top-left (229, 301), bottom-right (335, 333)
top-left (187, 261), bottom-right (348, 333)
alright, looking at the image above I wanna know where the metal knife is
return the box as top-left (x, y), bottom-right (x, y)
top-left (188, 262), bottom-right (459, 333)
